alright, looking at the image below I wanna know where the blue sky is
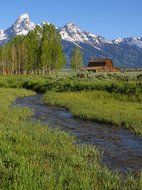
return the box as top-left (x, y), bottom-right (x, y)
top-left (0, 0), bottom-right (142, 39)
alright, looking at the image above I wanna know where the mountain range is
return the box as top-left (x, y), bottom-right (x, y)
top-left (0, 13), bottom-right (142, 68)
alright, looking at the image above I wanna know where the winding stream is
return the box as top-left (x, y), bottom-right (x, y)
top-left (15, 94), bottom-right (142, 173)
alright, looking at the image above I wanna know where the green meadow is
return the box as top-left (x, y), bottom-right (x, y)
top-left (44, 90), bottom-right (142, 135)
top-left (0, 72), bottom-right (142, 189)
top-left (0, 88), bottom-right (141, 190)
top-left (0, 72), bottom-right (141, 134)
top-left (0, 88), bottom-right (142, 189)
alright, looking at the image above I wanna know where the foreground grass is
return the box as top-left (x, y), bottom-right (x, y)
top-left (44, 90), bottom-right (142, 135)
top-left (0, 88), bottom-right (142, 189)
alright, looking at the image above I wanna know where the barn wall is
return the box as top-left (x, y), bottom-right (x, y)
top-left (84, 59), bottom-right (120, 72)
top-left (106, 60), bottom-right (113, 67)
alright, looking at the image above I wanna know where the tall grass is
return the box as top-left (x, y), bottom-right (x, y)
top-left (0, 88), bottom-right (142, 189)
top-left (44, 90), bottom-right (142, 135)
top-left (0, 74), bottom-right (141, 99)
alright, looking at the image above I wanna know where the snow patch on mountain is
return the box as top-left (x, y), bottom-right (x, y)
top-left (1, 13), bottom-right (142, 52)
top-left (60, 23), bottom-right (106, 51)
top-left (0, 12), bottom-right (142, 68)
top-left (12, 13), bottom-right (35, 35)
top-left (126, 37), bottom-right (142, 49)
top-left (112, 37), bottom-right (142, 49)
top-left (0, 13), bottom-right (35, 45)
top-left (112, 38), bottom-right (123, 44)
top-left (60, 23), bottom-right (89, 43)
top-left (0, 30), bottom-right (7, 41)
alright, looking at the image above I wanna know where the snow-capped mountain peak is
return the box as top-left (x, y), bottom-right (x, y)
top-left (112, 37), bottom-right (123, 44)
top-left (12, 13), bottom-right (35, 35)
top-left (124, 37), bottom-right (142, 49)
top-left (60, 22), bottom-right (106, 50)
top-left (60, 22), bottom-right (88, 43)
top-left (112, 36), bottom-right (142, 49)
top-left (0, 13), bottom-right (35, 45)
top-left (0, 13), bottom-right (142, 68)
top-left (65, 22), bottom-right (77, 28)
top-left (18, 12), bottom-right (30, 20)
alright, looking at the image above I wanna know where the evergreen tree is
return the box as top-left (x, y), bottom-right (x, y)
top-left (71, 47), bottom-right (83, 70)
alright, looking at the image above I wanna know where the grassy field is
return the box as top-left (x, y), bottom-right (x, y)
top-left (0, 72), bottom-right (141, 96)
top-left (0, 73), bottom-right (141, 134)
top-left (44, 90), bottom-right (142, 135)
top-left (0, 88), bottom-right (142, 189)
top-left (0, 72), bottom-right (142, 134)
top-left (0, 73), bottom-right (142, 189)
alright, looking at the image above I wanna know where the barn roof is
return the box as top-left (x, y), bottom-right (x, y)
top-left (89, 58), bottom-right (112, 63)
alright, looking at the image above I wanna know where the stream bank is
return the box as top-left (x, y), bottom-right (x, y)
top-left (14, 94), bottom-right (142, 173)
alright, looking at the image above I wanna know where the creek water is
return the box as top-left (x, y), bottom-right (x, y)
top-left (15, 94), bottom-right (142, 173)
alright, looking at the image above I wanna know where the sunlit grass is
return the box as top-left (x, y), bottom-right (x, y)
top-left (44, 90), bottom-right (142, 135)
top-left (0, 88), bottom-right (142, 189)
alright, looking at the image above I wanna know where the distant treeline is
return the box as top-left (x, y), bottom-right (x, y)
top-left (0, 24), bottom-right (66, 74)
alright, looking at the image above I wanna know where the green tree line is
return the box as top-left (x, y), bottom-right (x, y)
top-left (0, 24), bottom-right (66, 74)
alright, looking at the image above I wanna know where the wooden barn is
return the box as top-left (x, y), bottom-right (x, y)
top-left (83, 58), bottom-right (120, 72)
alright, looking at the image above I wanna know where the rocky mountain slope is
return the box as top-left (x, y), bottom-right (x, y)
top-left (0, 13), bottom-right (35, 45)
top-left (59, 23), bottom-right (142, 68)
top-left (0, 13), bottom-right (142, 68)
